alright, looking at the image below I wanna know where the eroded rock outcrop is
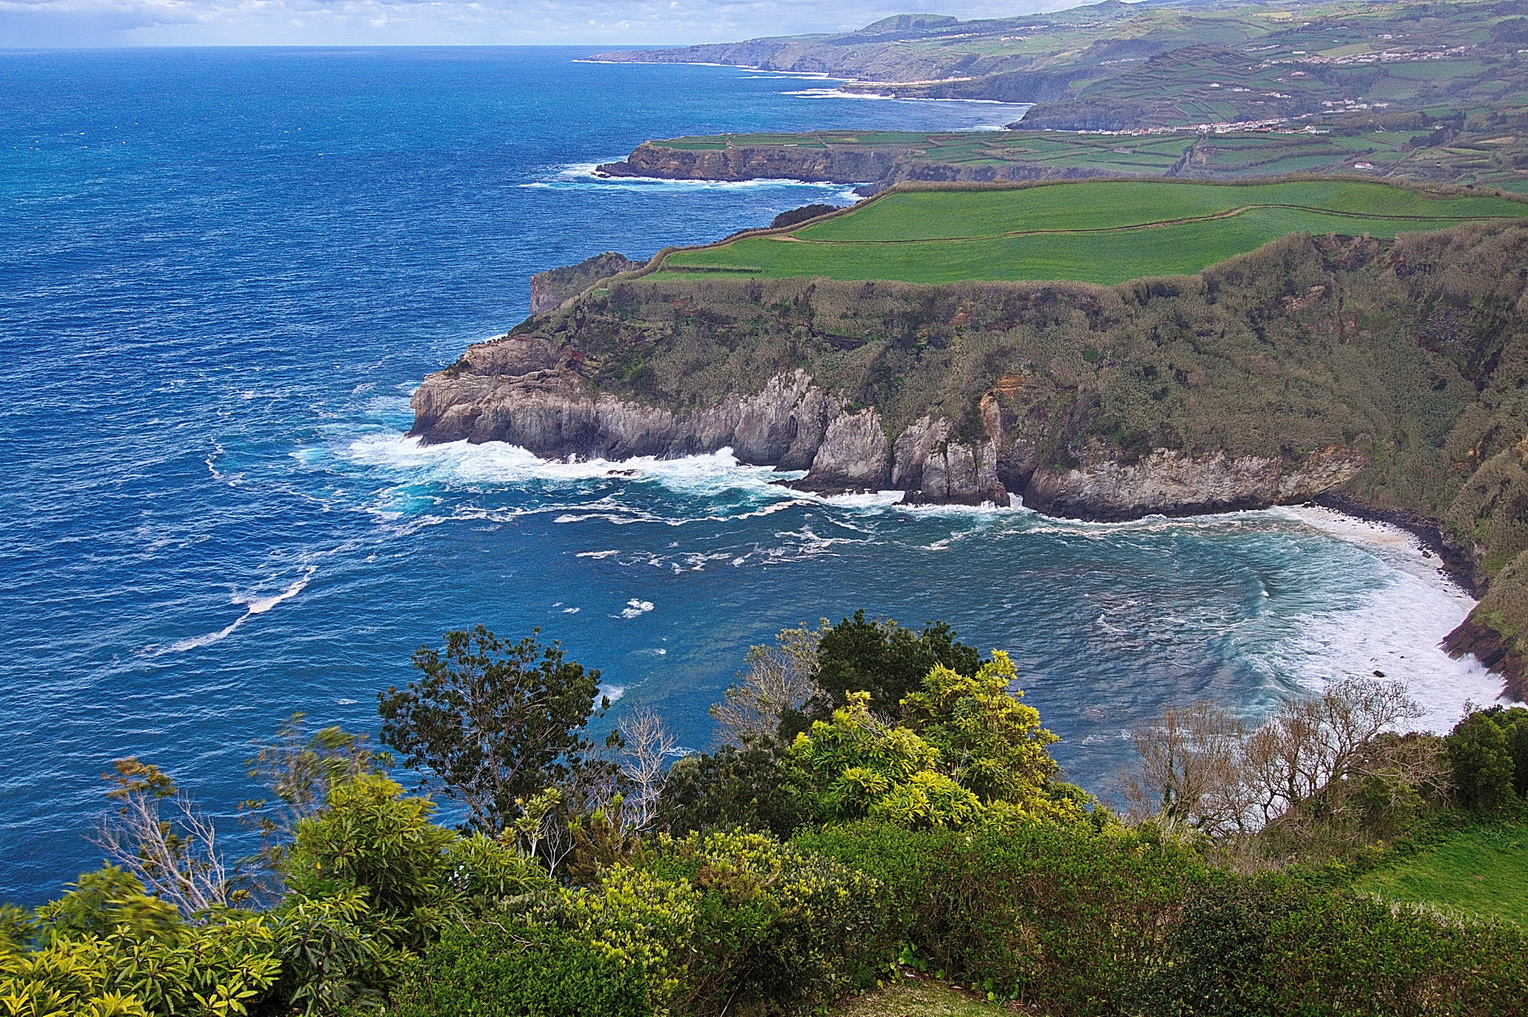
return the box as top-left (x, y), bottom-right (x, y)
top-left (1024, 446), bottom-right (1367, 521)
top-left (412, 343), bottom-right (1030, 503)
top-left (598, 143), bottom-right (902, 185)
top-left (411, 342), bottom-right (1373, 515)
top-left (596, 141), bottom-right (1117, 190)
top-left (529, 252), bottom-right (643, 315)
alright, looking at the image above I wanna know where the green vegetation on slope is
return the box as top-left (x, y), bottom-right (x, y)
top-left (11, 619), bottom-right (1528, 1016)
top-left (598, 0), bottom-right (1528, 131)
top-left (658, 179), bottom-right (1528, 285)
top-left (1356, 819), bottom-right (1528, 927)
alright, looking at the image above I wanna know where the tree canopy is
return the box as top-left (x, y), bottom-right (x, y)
top-left (377, 626), bottom-right (611, 833)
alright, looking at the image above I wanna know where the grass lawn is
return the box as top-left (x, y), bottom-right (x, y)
top-left (835, 979), bottom-right (1014, 1017)
top-left (1354, 819), bottom-right (1528, 928)
top-left (657, 180), bottom-right (1528, 285)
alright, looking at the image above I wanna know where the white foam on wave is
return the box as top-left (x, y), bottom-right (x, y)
top-left (1256, 562), bottom-right (1494, 733)
top-left (618, 599), bottom-right (655, 619)
top-left (349, 435), bottom-right (794, 495)
top-left (161, 566), bottom-right (316, 653)
top-left (523, 162), bottom-right (863, 200)
top-left (344, 435), bottom-right (825, 528)
top-left (1011, 501), bottom-right (1501, 727)
top-left (783, 87), bottom-right (897, 100)
top-left (1256, 505), bottom-right (1498, 732)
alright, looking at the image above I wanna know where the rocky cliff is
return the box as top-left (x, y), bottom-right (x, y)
top-left (411, 337), bottom-right (1365, 512)
top-left (529, 252), bottom-right (643, 314)
top-left (597, 141), bottom-right (1117, 190)
top-left (598, 143), bottom-right (901, 185)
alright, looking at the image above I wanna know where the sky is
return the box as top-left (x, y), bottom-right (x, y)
top-left (0, 0), bottom-right (1078, 48)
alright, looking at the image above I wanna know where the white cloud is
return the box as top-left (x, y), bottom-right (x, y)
top-left (0, 0), bottom-right (1071, 47)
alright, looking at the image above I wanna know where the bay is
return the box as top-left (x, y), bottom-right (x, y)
top-left (0, 46), bottom-right (1496, 904)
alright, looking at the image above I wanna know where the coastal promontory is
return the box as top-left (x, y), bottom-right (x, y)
top-left (412, 179), bottom-right (1528, 697)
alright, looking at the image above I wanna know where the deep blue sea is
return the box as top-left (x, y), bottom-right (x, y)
top-left (0, 46), bottom-right (1501, 905)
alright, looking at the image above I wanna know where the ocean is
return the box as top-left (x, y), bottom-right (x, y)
top-left (0, 46), bottom-right (1500, 905)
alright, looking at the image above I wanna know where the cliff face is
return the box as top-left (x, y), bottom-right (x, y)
top-left (410, 342), bottom-right (1364, 514)
top-left (598, 144), bottom-right (901, 185)
top-left (598, 142), bottom-right (1118, 190)
top-left (529, 252), bottom-right (643, 314)
top-left (412, 350), bottom-right (999, 500)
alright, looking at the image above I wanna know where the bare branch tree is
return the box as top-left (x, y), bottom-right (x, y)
top-left (712, 623), bottom-right (822, 745)
top-left (1122, 678), bottom-right (1424, 837)
top-left (1241, 677), bottom-right (1424, 826)
top-left (1119, 701), bottom-right (1246, 834)
top-left (618, 708), bottom-right (679, 832)
top-left (91, 758), bottom-right (236, 916)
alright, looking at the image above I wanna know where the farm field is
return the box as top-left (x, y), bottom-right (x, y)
top-left (632, 112), bottom-right (1528, 190)
top-left (655, 179), bottom-right (1528, 285)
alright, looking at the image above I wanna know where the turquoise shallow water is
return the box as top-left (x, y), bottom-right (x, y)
top-left (0, 46), bottom-right (1496, 905)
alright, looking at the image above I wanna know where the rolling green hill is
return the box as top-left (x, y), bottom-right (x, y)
top-left (657, 179), bottom-right (1528, 285)
top-left (597, 0), bottom-right (1528, 132)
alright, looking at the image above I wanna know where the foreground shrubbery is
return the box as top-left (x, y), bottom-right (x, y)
top-left (5, 618), bottom-right (1528, 1016)
top-left (393, 829), bottom-right (885, 1017)
top-left (802, 821), bottom-right (1528, 1016)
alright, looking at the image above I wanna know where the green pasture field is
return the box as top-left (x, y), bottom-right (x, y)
top-left (655, 180), bottom-right (1528, 285)
top-left (1354, 820), bottom-right (1528, 929)
top-left (641, 121), bottom-right (1528, 188)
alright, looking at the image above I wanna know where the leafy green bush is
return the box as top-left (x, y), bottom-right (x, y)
top-left (275, 776), bottom-right (555, 1013)
top-left (1, 868), bottom-right (280, 1017)
top-left (1262, 892), bottom-right (1528, 1016)
top-left (638, 829), bottom-right (889, 1016)
top-left (1447, 711), bottom-right (1519, 811)
top-left (1136, 874), bottom-right (1328, 1016)
top-left (797, 820), bottom-right (1206, 1011)
top-left (388, 922), bottom-right (652, 1017)
top-left (1138, 872), bottom-right (1528, 1015)
top-left (656, 742), bottom-right (806, 840)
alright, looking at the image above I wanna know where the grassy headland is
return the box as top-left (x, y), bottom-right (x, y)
top-left (611, 108), bottom-right (1528, 192)
top-left (491, 179), bottom-right (1528, 692)
top-left (656, 179), bottom-right (1528, 284)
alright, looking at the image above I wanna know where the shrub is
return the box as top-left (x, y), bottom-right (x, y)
top-left (1447, 712), bottom-right (1517, 811)
top-left (1263, 893), bottom-right (1528, 1016)
top-left (3, 869), bottom-right (280, 1017)
top-left (656, 742), bottom-right (806, 840)
top-left (798, 820), bottom-right (1205, 1011)
top-left (284, 774), bottom-right (455, 944)
top-left (638, 828), bottom-right (889, 1016)
top-left (786, 692), bottom-right (983, 829)
top-left (1136, 873), bottom-right (1326, 1016)
top-left (388, 922), bottom-right (652, 1017)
